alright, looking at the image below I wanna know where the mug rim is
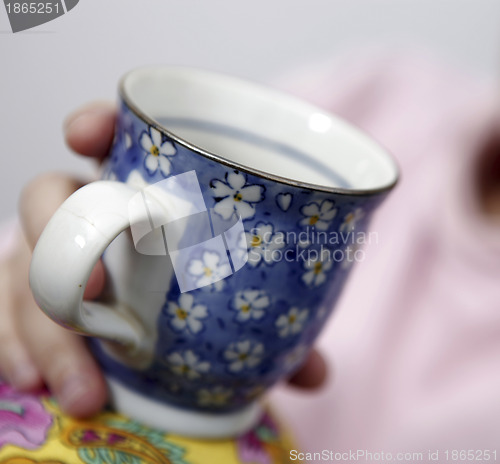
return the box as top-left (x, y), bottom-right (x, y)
top-left (119, 65), bottom-right (399, 197)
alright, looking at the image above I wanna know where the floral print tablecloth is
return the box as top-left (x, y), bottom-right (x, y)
top-left (0, 382), bottom-right (298, 464)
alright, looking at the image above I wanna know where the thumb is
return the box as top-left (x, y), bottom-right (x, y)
top-left (20, 173), bottom-right (106, 300)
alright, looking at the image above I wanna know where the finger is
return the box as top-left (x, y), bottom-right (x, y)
top-left (287, 348), bottom-right (329, 389)
top-left (84, 259), bottom-right (106, 300)
top-left (19, 173), bottom-right (85, 249)
top-left (17, 295), bottom-right (108, 418)
top-left (0, 321), bottom-right (42, 391)
top-left (0, 255), bottom-right (42, 391)
top-left (19, 173), bottom-right (106, 298)
top-left (64, 102), bottom-right (116, 161)
top-left (12, 226), bottom-right (107, 417)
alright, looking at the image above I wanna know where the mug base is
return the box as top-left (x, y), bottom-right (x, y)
top-left (107, 377), bottom-right (263, 438)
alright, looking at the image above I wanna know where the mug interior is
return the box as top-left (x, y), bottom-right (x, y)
top-left (122, 67), bottom-right (398, 194)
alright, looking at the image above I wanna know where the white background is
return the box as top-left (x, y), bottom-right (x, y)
top-left (1, 0), bottom-right (500, 220)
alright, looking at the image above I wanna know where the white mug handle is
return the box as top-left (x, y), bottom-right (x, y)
top-left (29, 181), bottom-right (145, 347)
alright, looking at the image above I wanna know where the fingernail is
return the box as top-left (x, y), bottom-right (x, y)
top-left (10, 364), bottom-right (40, 390)
top-left (64, 105), bottom-right (114, 132)
top-left (64, 112), bottom-right (90, 135)
top-left (59, 376), bottom-right (92, 411)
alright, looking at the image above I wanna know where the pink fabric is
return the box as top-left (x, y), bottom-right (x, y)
top-left (271, 54), bottom-right (500, 457)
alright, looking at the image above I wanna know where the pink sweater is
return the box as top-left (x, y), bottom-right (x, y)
top-left (271, 54), bottom-right (500, 458)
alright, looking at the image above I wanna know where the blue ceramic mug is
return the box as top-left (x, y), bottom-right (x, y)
top-left (30, 66), bottom-right (398, 438)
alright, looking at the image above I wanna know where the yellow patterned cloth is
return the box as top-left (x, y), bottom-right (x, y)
top-left (0, 382), bottom-right (299, 464)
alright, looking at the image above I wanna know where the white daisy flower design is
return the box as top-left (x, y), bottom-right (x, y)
top-left (166, 293), bottom-right (208, 334)
top-left (102, 170), bottom-right (118, 181)
top-left (299, 200), bottom-right (337, 230)
top-left (301, 252), bottom-right (333, 287)
top-left (224, 340), bottom-right (264, 373)
top-left (126, 169), bottom-right (149, 190)
top-left (275, 307), bottom-right (308, 338)
top-left (231, 289), bottom-right (270, 322)
top-left (339, 208), bottom-right (364, 234)
top-left (341, 243), bottom-right (362, 270)
top-left (167, 350), bottom-right (210, 380)
top-left (245, 222), bottom-right (285, 267)
top-left (233, 231), bottom-right (250, 266)
top-left (244, 385), bottom-right (266, 400)
top-left (139, 126), bottom-right (176, 177)
top-left (211, 171), bottom-right (265, 220)
top-left (315, 304), bottom-right (330, 321)
top-left (283, 344), bottom-right (309, 369)
top-left (187, 250), bottom-right (231, 291)
top-left (197, 386), bottom-right (233, 407)
top-left (124, 131), bottom-right (133, 150)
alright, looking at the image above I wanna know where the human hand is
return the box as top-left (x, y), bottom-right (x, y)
top-left (0, 103), bottom-right (327, 419)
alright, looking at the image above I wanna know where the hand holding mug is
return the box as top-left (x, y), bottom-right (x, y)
top-left (0, 102), bottom-right (326, 419)
top-left (30, 67), bottom-right (398, 436)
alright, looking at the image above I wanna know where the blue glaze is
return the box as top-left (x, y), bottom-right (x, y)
top-left (92, 101), bottom-right (389, 414)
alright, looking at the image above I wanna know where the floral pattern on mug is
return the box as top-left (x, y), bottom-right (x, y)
top-left (165, 293), bottom-right (209, 334)
top-left (187, 250), bottom-right (231, 292)
top-left (275, 308), bottom-right (308, 338)
top-left (197, 386), bottom-right (233, 407)
top-left (230, 289), bottom-right (270, 323)
top-left (211, 171), bottom-right (265, 221)
top-left (283, 344), bottom-right (309, 370)
top-left (339, 207), bottom-right (365, 233)
top-left (341, 243), bottom-right (363, 270)
top-left (139, 126), bottom-right (176, 177)
top-left (166, 350), bottom-right (210, 380)
top-left (224, 341), bottom-right (264, 373)
top-left (301, 251), bottom-right (333, 287)
top-left (79, 95), bottom-right (393, 417)
top-left (244, 222), bottom-right (285, 267)
top-left (299, 199), bottom-right (337, 230)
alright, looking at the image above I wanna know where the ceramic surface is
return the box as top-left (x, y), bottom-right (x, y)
top-left (30, 67), bottom-right (398, 437)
